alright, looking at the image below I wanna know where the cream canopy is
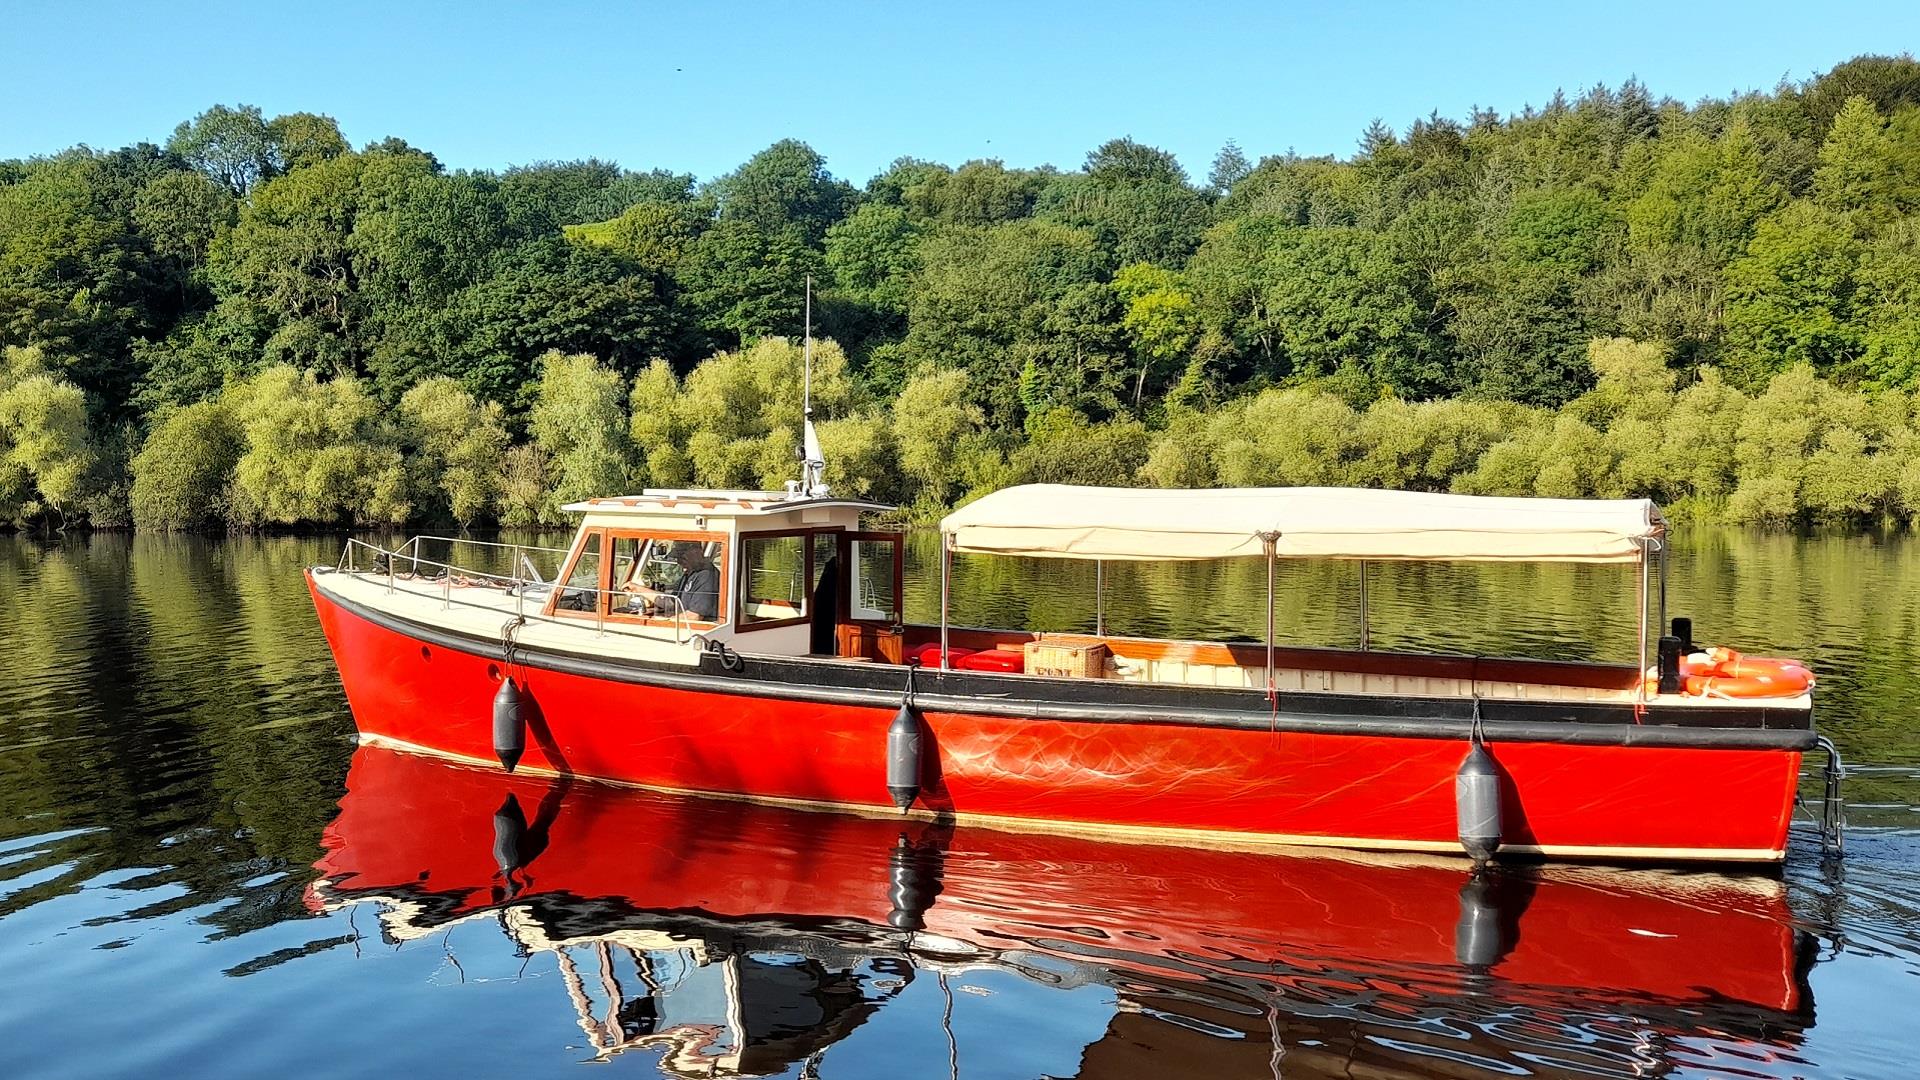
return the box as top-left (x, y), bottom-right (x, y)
top-left (940, 485), bottom-right (1666, 564)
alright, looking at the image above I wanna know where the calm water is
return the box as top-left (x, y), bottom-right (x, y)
top-left (2, 530), bottom-right (1918, 1079)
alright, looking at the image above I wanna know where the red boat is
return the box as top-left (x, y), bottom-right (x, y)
top-left (306, 745), bottom-right (1815, 1074)
top-left (307, 480), bottom-right (1838, 863)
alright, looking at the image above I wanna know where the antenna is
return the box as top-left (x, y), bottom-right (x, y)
top-left (798, 276), bottom-right (829, 498)
top-left (803, 275), bottom-right (813, 421)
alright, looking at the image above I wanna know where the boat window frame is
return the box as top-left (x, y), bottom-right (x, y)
top-left (841, 530), bottom-right (906, 628)
top-left (541, 527), bottom-right (608, 620)
top-left (734, 526), bottom-right (842, 632)
top-left (544, 525), bottom-right (731, 631)
top-left (605, 527), bottom-right (730, 629)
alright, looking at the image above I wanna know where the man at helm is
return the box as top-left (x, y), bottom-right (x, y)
top-left (624, 541), bottom-right (719, 621)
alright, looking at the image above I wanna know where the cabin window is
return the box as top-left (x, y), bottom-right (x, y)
top-left (552, 531), bottom-right (602, 612)
top-left (849, 537), bottom-right (900, 623)
top-left (597, 530), bottom-right (727, 627)
top-left (739, 532), bottom-right (814, 627)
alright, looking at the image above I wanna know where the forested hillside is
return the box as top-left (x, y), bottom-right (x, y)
top-left (6, 55), bottom-right (1920, 530)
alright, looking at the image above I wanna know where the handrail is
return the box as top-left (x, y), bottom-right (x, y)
top-left (407, 534), bottom-right (574, 557)
top-left (643, 594), bottom-right (694, 644)
top-left (330, 536), bottom-right (711, 645)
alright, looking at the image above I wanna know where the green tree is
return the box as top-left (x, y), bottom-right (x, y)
top-left (904, 219), bottom-right (1104, 425)
top-left (1625, 120), bottom-right (1784, 266)
top-left (707, 139), bottom-right (856, 244)
top-left (1657, 366), bottom-right (1748, 505)
top-left (496, 159), bottom-right (624, 236)
top-left (0, 155), bottom-right (161, 408)
top-left (1037, 138), bottom-right (1212, 267)
top-left (565, 199), bottom-right (701, 275)
top-left (815, 413), bottom-right (897, 499)
top-left (825, 203), bottom-right (920, 312)
top-left (167, 104), bottom-right (279, 194)
top-left (891, 367), bottom-right (983, 507)
top-left (1723, 203), bottom-right (1862, 380)
top-left (398, 377), bottom-right (509, 526)
top-left (353, 170), bottom-right (511, 310)
top-left (129, 400), bottom-right (242, 529)
top-left (822, 203), bottom-right (922, 369)
top-left (210, 153), bottom-right (397, 367)
top-left (224, 365), bottom-right (410, 526)
top-left (390, 236), bottom-right (682, 408)
top-left (0, 345), bottom-right (94, 523)
top-left (526, 351), bottom-right (633, 520)
top-left (496, 444), bottom-right (553, 528)
top-left (1013, 281), bottom-right (1131, 420)
top-left (1856, 222), bottom-right (1920, 386)
top-left (675, 337), bottom-right (854, 488)
top-left (628, 358), bottom-right (691, 488)
top-left (900, 159), bottom-right (1048, 225)
top-left (1113, 263), bottom-right (1201, 408)
top-left (1009, 409), bottom-right (1151, 486)
top-left (1349, 397), bottom-right (1523, 491)
top-left (675, 220), bottom-right (821, 346)
top-left (1207, 141), bottom-right (1253, 197)
top-left (1797, 54), bottom-right (1920, 137)
top-left (268, 112), bottom-right (350, 171)
top-left (132, 170), bottom-right (234, 296)
top-left (1191, 220), bottom-right (1429, 391)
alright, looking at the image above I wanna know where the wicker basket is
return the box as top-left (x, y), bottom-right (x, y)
top-left (1024, 640), bottom-right (1109, 679)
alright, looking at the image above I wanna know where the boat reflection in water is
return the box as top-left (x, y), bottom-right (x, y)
top-left (309, 746), bottom-right (1816, 1077)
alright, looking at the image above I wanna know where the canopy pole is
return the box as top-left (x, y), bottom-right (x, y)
top-left (1636, 541), bottom-right (1650, 705)
top-left (1358, 560), bottom-right (1370, 651)
top-left (1095, 560), bottom-right (1105, 637)
top-left (1262, 533), bottom-right (1278, 695)
top-left (940, 535), bottom-right (953, 671)
top-left (1656, 536), bottom-right (1669, 637)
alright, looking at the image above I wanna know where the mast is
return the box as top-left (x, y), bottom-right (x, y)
top-left (803, 276), bottom-right (813, 423)
top-left (800, 275), bottom-right (829, 497)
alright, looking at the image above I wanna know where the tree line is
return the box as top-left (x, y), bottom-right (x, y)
top-left (6, 55), bottom-right (1920, 531)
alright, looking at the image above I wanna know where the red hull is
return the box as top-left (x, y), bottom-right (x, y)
top-left (309, 572), bottom-right (1802, 860)
top-left (312, 745), bottom-right (1809, 1015)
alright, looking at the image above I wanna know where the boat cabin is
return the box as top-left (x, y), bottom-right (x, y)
top-left (544, 489), bottom-right (909, 663)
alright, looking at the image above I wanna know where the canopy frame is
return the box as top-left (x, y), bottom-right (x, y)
top-left (940, 485), bottom-right (1666, 566)
top-left (934, 486), bottom-right (1669, 681)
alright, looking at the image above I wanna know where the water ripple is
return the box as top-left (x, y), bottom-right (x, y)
top-left (0, 531), bottom-right (1917, 1078)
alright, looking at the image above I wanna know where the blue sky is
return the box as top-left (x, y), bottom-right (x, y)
top-left (5, 1), bottom-right (1917, 185)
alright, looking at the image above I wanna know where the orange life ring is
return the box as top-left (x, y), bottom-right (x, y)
top-left (1645, 647), bottom-right (1814, 698)
top-left (1683, 670), bottom-right (1811, 698)
top-left (1701, 647), bottom-right (1814, 687)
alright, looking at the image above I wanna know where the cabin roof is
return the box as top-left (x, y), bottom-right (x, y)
top-left (941, 484), bottom-right (1666, 564)
top-left (563, 489), bottom-right (893, 518)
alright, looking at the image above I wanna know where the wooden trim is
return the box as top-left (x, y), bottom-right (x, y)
top-left (901, 625), bottom-right (1642, 692)
top-left (543, 527), bottom-right (609, 621)
top-left (602, 528), bottom-right (729, 629)
top-left (838, 622), bottom-right (906, 663)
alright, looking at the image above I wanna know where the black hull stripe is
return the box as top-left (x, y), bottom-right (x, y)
top-left (320, 582), bottom-right (1817, 752)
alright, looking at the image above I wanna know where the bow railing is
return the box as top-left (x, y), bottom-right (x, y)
top-left (330, 535), bottom-right (698, 643)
